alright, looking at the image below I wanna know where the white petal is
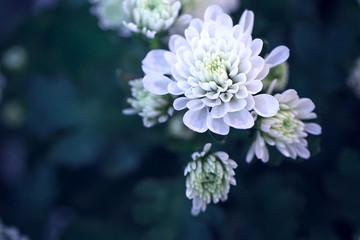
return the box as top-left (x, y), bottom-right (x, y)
top-left (183, 108), bottom-right (209, 133)
top-left (216, 13), bottom-right (233, 27)
top-left (251, 38), bottom-right (263, 56)
top-left (246, 141), bottom-right (256, 163)
top-left (265, 46), bottom-right (290, 68)
top-left (164, 52), bottom-right (177, 66)
top-left (210, 103), bottom-right (229, 118)
top-left (253, 94), bottom-right (279, 117)
top-left (224, 109), bottom-right (254, 129)
top-left (304, 123), bottom-right (322, 135)
top-left (189, 18), bottom-right (203, 33)
top-left (238, 10), bottom-right (254, 34)
top-left (204, 5), bottom-right (223, 21)
top-left (293, 143), bottom-right (310, 159)
top-left (173, 97), bottom-right (189, 110)
top-left (207, 117), bottom-right (230, 135)
top-left (187, 99), bottom-right (204, 110)
top-left (122, 108), bottom-right (137, 115)
top-left (168, 81), bottom-right (184, 95)
top-left (203, 143), bottom-right (212, 153)
top-left (169, 34), bottom-right (182, 52)
top-left (255, 134), bottom-right (265, 159)
top-left (294, 98), bottom-right (315, 114)
top-left (297, 112), bottom-right (317, 120)
top-left (215, 151), bottom-right (229, 161)
top-left (142, 73), bottom-right (172, 95)
top-left (185, 27), bottom-right (199, 43)
top-left (142, 50), bottom-right (171, 74)
top-left (228, 98), bottom-right (247, 112)
top-left (245, 80), bottom-right (263, 94)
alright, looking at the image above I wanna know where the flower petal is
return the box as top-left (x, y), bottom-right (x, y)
top-left (304, 123), bottom-right (322, 135)
top-left (168, 81), bottom-right (184, 95)
top-left (183, 108), bottom-right (209, 133)
top-left (253, 94), bottom-right (279, 117)
top-left (246, 141), bottom-right (256, 163)
top-left (204, 5), bottom-right (223, 21)
top-left (245, 80), bottom-right (263, 94)
top-left (207, 117), bottom-right (230, 135)
top-left (293, 143), bottom-right (310, 159)
top-left (224, 109), bottom-right (254, 129)
top-left (142, 50), bottom-right (171, 74)
top-left (173, 97), bottom-right (189, 110)
top-left (294, 98), bottom-right (315, 114)
top-left (216, 13), bottom-right (233, 27)
top-left (265, 46), bottom-right (289, 68)
top-left (238, 10), bottom-right (254, 34)
top-left (142, 73), bottom-right (172, 95)
top-left (210, 102), bottom-right (229, 118)
top-left (251, 38), bottom-right (263, 57)
top-left (187, 99), bottom-right (205, 110)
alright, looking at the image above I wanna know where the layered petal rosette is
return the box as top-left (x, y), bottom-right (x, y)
top-left (246, 89), bottom-right (322, 163)
top-left (142, 5), bottom-right (289, 135)
top-left (184, 143), bottom-right (237, 216)
top-left (123, 0), bottom-right (182, 38)
top-left (123, 78), bottom-right (174, 127)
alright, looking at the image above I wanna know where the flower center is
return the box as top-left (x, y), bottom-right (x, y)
top-left (204, 55), bottom-right (227, 77)
top-left (138, 0), bottom-right (168, 13)
top-left (267, 110), bottom-right (305, 142)
top-left (282, 117), bottom-right (294, 131)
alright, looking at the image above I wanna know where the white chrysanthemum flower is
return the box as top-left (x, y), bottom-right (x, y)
top-left (0, 220), bottom-right (30, 240)
top-left (123, 0), bottom-right (182, 38)
top-left (89, 0), bottom-right (131, 36)
top-left (123, 78), bottom-right (174, 127)
top-left (246, 89), bottom-right (322, 163)
top-left (184, 143), bottom-right (237, 216)
top-left (181, 0), bottom-right (240, 18)
top-left (347, 57), bottom-right (360, 99)
top-left (142, 5), bottom-right (289, 135)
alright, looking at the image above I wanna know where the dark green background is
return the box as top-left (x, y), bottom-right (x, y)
top-left (0, 0), bottom-right (360, 239)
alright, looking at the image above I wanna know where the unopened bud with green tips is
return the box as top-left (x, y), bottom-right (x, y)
top-left (184, 143), bottom-right (237, 216)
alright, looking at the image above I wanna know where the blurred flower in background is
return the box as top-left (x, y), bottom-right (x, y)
top-left (90, 0), bottom-right (131, 36)
top-left (347, 57), bottom-right (360, 99)
top-left (262, 62), bottom-right (289, 93)
top-left (167, 115), bottom-right (195, 139)
top-left (181, 0), bottom-right (240, 18)
top-left (1, 45), bottom-right (28, 72)
top-left (184, 143), bottom-right (237, 216)
top-left (0, 219), bottom-right (30, 240)
top-left (1, 100), bottom-right (26, 129)
top-left (247, 89), bottom-right (321, 163)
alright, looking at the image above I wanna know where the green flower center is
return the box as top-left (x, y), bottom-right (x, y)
top-left (203, 54), bottom-right (227, 78)
top-left (138, 0), bottom-right (168, 12)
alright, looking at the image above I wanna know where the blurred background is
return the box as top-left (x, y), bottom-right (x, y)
top-left (0, 0), bottom-right (360, 239)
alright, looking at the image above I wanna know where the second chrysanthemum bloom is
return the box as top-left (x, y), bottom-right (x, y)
top-left (246, 89), bottom-right (322, 163)
top-left (142, 5), bottom-right (290, 135)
